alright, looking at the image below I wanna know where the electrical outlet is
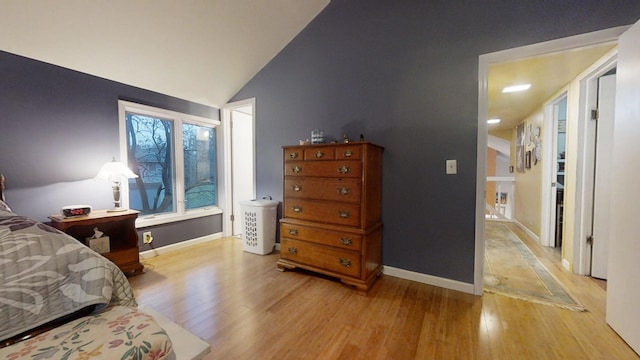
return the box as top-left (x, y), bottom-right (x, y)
top-left (143, 231), bottom-right (153, 244)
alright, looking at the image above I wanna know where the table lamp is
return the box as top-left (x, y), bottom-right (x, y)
top-left (95, 157), bottom-right (138, 212)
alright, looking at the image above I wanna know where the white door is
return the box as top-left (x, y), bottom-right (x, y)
top-left (231, 107), bottom-right (255, 236)
top-left (607, 19), bottom-right (640, 355)
top-left (222, 99), bottom-right (256, 237)
top-left (590, 74), bottom-right (616, 279)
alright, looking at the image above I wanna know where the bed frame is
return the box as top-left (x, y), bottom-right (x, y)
top-left (0, 174), bottom-right (5, 202)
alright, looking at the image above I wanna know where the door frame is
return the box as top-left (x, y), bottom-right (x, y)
top-left (573, 54), bottom-right (618, 275)
top-left (475, 26), bottom-right (627, 294)
top-left (221, 98), bottom-right (256, 237)
top-left (541, 93), bottom-right (567, 248)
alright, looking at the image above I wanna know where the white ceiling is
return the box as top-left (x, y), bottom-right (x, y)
top-left (0, 0), bottom-right (330, 108)
top-left (487, 43), bottom-right (616, 132)
top-left (0, 2), bottom-right (617, 124)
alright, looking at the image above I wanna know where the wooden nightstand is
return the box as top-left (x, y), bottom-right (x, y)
top-left (49, 209), bottom-right (143, 275)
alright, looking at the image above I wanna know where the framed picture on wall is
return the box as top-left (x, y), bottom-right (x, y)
top-left (525, 150), bottom-right (532, 169)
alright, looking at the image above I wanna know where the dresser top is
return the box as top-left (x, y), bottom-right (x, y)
top-left (283, 141), bottom-right (383, 150)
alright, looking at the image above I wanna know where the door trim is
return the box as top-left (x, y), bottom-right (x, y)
top-left (541, 93), bottom-right (567, 248)
top-left (573, 54), bottom-right (617, 275)
top-left (221, 98), bottom-right (256, 237)
top-left (476, 26), bottom-right (628, 294)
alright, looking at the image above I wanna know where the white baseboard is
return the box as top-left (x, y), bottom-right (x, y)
top-left (140, 232), bottom-right (222, 259)
top-left (383, 266), bottom-right (475, 295)
top-left (514, 219), bottom-right (540, 242)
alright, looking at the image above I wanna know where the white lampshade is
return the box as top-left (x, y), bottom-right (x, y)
top-left (95, 158), bottom-right (138, 212)
top-left (95, 157), bottom-right (138, 181)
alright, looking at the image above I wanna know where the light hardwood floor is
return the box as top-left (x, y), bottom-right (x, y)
top-left (129, 226), bottom-right (638, 359)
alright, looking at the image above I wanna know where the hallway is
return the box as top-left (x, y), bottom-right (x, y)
top-left (484, 221), bottom-right (583, 310)
top-left (485, 220), bottom-right (607, 309)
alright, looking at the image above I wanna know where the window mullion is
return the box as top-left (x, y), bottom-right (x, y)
top-left (174, 118), bottom-right (186, 215)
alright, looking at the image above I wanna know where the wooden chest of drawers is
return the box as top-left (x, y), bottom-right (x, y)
top-left (277, 142), bottom-right (383, 293)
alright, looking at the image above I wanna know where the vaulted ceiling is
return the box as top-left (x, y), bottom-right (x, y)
top-left (0, 1), bottom-right (330, 108)
top-left (0, 1), bottom-right (617, 123)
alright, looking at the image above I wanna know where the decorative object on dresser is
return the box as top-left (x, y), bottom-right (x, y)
top-left (49, 209), bottom-right (144, 275)
top-left (277, 142), bottom-right (384, 294)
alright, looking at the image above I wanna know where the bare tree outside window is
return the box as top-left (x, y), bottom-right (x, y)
top-left (183, 123), bottom-right (216, 209)
top-left (126, 113), bottom-right (175, 215)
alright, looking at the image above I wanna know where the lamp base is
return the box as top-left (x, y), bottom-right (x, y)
top-left (107, 207), bottom-right (129, 213)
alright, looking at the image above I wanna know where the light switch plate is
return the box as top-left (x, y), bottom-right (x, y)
top-left (446, 159), bottom-right (457, 174)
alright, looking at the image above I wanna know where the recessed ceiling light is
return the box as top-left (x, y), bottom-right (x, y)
top-left (487, 118), bottom-right (501, 124)
top-left (502, 84), bottom-right (531, 93)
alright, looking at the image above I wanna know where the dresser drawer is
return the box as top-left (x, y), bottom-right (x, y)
top-left (284, 148), bottom-right (303, 161)
top-left (284, 199), bottom-right (361, 227)
top-left (336, 146), bottom-right (362, 160)
top-left (304, 147), bottom-right (335, 160)
top-left (280, 222), bottom-right (362, 251)
top-left (284, 161), bottom-right (362, 178)
top-left (284, 177), bottom-right (361, 203)
top-left (280, 238), bottom-right (361, 278)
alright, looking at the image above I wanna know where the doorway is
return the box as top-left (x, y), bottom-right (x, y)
top-left (475, 26), bottom-right (627, 295)
top-left (541, 94), bottom-right (567, 249)
top-left (222, 98), bottom-right (256, 237)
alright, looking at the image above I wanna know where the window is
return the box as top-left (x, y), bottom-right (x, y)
top-left (119, 100), bottom-right (221, 226)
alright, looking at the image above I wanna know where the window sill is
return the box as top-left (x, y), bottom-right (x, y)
top-left (135, 207), bottom-right (223, 228)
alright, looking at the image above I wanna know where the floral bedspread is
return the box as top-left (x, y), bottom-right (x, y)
top-left (0, 202), bottom-right (136, 343)
top-left (0, 305), bottom-right (173, 360)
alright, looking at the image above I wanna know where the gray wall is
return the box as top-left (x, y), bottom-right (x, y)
top-left (231, 1), bottom-right (640, 283)
top-left (0, 51), bottom-right (222, 246)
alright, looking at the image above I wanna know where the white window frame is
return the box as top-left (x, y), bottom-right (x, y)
top-left (118, 100), bottom-right (222, 228)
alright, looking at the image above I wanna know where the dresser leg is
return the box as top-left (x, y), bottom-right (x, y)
top-left (276, 260), bottom-right (295, 272)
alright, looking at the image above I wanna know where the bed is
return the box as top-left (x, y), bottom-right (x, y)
top-left (0, 174), bottom-right (174, 359)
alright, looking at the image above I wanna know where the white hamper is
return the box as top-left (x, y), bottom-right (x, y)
top-left (240, 199), bottom-right (279, 255)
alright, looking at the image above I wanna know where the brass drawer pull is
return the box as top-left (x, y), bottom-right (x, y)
top-left (292, 166), bottom-right (302, 174)
top-left (338, 210), bottom-right (350, 218)
top-left (343, 150), bottom-right (353, 157)
top-left (292, 206), bottom-right (302, 213)
top-left (337, 165), bottom-right (350, 174)
top-left (339, 258), bottom-right (352, 267)
top-left (288, 228), bottom-right (298, 236)
top-left (340, 237), bottom-right (353, 246)
top-left (288, 247), bottom-right (298, 255)
top-left (292, 184), bottom-right (302, 192)
top-left (289, 152), bottom-right (299, 159)
top-left (314, 150), bottom-right (324, 158)
top-left (337, 187), bottom-right (350, 195)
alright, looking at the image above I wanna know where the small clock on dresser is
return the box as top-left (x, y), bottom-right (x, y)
top-left (60, 204), bottom-right (92, 217)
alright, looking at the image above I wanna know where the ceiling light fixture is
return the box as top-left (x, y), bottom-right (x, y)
top-left (502, 84), bottom-right (531, 93)
top-left (487, 118), bottom-right (501, 124)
